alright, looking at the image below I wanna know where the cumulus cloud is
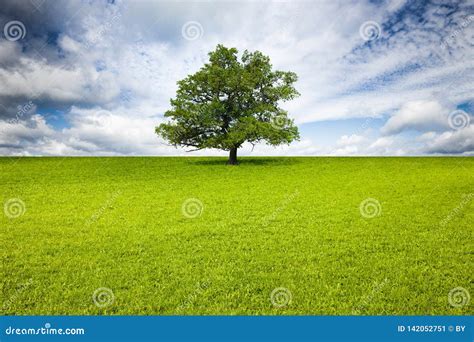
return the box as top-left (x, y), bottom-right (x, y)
top-left (381, 100), bottom-right (451, 135)
top-left (0, 115), bottom-right (55, 153)
top-left (425, 125), bottom-right (474, 154)
top-left (61, 106), bottom-right (165, 155)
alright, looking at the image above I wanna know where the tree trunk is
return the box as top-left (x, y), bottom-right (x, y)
top-left (227, 147), bottom-right (238, 165)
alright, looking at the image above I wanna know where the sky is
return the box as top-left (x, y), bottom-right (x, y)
top-left (0, 0), bottom-right (473, 156)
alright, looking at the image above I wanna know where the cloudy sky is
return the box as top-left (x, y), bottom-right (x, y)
top-left (0, 0), bottom-right (473, 156)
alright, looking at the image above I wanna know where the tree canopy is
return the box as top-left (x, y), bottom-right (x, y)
top-left (156, 44), bottom-right (300, 164)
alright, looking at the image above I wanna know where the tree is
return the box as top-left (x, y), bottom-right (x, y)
top-left (156, 45), bottom-right (300, 165)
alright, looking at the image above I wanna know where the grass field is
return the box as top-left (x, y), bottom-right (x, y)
top-left (1, 157), bottom-right (472, 315)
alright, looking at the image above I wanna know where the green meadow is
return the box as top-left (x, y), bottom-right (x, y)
top-left (1, 157), bottom-right (472, 315)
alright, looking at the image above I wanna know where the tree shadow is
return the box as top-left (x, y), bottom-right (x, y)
top-left (190, 157), bottom-right (301, 166)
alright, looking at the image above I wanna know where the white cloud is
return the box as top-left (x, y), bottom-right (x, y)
top-left (0, 41), bottom-right (21, 66)
top-left (381, 100), bottom-right (451, 135)
top-left (0, 115), bottom-right (53, 141)
top-left (370, 137), bottom-right (394, 149)
top-left (337, 134), bottom-right (366, 146)
top-left (332, 145), bottom-right (360, 156)
top-left (425, 125), bottom-right (474, 154)
top-left (0, 51), bottom-right (120, 104)
top-left (62, 106), bottom-right (163, 155)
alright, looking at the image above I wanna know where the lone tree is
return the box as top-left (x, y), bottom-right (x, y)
top-left (156, 45), bottom-right (300, 165)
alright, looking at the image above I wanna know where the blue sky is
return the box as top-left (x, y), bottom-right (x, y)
top-left (0, 0), bottom-right (472, 156)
